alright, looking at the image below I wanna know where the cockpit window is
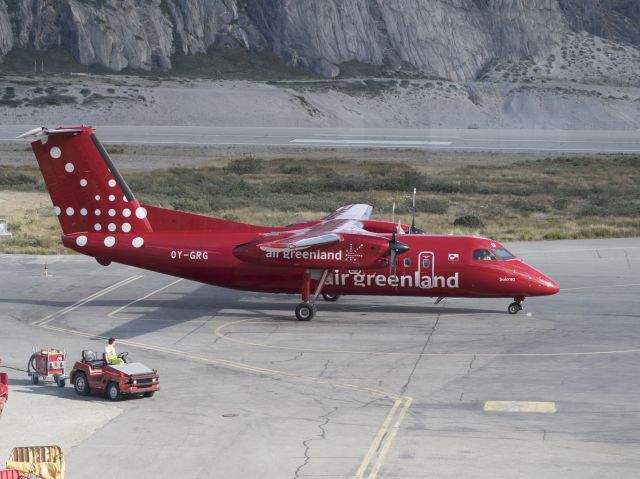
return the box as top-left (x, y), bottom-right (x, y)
top-left (473, 248), bottom-right (515, 261)
top-left (473, 249), bottom-right (495, 260)
top-left (492, 247), bottom-right (515, 260)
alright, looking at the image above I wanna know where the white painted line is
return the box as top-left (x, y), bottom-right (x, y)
top-left (33, 274), bottom-right (144, 326)
top-left (312, 133), bottom-right (461, 139)
top-left (108, 278), bottom-right (184, 318)
top-left (291, 139), bottom-right (452, 146)
top-left (484, 401), bottom-right (557, 413)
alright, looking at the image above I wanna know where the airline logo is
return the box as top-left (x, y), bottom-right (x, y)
top-left (326, 271), bottom-right (459, 290)
top-left (448, 253), bottom-right (460, 262)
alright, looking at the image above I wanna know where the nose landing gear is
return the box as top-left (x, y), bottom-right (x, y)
top-left (508, 296), bottom-right (525, 314)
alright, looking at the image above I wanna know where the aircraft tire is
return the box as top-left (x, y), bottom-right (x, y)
top-left (295, 302), bottom-right (316, 321)
top-left (322, 294), bottom-right (340, 302)
top-left (507, 302), bottom-right (521, 315)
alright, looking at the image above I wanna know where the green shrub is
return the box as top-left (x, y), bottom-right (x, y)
top-left (454, 215), bottom-right (484, 228)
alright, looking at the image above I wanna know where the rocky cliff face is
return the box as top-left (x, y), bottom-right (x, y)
top-left (0, 0), bottom-right (638, 82)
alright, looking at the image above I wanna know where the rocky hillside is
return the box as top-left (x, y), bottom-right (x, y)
top-left (0, 0), bottom-right (638, 83)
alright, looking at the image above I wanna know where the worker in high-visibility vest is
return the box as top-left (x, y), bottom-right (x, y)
top-left (104, 337), bottom-right (124, 365)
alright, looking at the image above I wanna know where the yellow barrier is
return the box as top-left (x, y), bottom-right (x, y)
top-left (6, 446), bottom-right (64, 479)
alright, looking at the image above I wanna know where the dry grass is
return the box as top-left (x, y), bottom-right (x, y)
top-left (1, 153), bottom-right (639, 255)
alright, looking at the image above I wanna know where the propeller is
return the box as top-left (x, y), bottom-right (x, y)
top-left (388, 230), bottom-right (409, 276)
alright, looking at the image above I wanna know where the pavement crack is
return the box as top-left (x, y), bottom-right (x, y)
top-left (400, 315), bottom-right (440, 395)
top-left (467, 355), bottom-right (477, 374)
top-left (293, 407), bottom-right (337, 479)
top-left (318, 359), bottom-right (330, 378)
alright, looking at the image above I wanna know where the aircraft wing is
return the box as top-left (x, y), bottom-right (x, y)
top-left (322, 204), bottom-right (373, 221)
top-left (258, 219), bottom-right (368, 252)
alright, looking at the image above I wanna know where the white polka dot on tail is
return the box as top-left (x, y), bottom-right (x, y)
top-left (108, 223), bottom-right (116, 232)
top-left (108, 209), bottom-right (116, 216)
top-left (95, 209), bottom-right (101, 216)
top-left (95, 195), bottom-right (100, 201)
top-left (104, 236), bottom-right (116, 247)
top-left (50, 146), bottom-right (61, 159)
top-left (65, 163), bottom-right (74, 173)
top-left (132, 237), bottom-right (144, 248)
top-left (122, 223), bottom-right (131, 233)
top-left (66, 207), bottom-right (74, 216)
top-left (76, 235), bottom-right (87, 247)
top-left (80, 179), bottom-right (87, 187)
top-left (80, 208), bottom-right (87, 216)
top-left (108, 179), bottom-right (116, 188)
top-left (54, 206), bottom-right (61, 216)
top-left (108, 195), bottom-right (115, 202)
top-left (123, 208), bottom-right (131, 217)
top-left (94, 224), bottom-right (102, 231)
top-left (135, 207), bottom-right (147, 219)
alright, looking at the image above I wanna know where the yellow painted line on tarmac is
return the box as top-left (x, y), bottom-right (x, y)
top-left (33, 274), bottom-right (144, 326)
top-left (483, 401), bottom-right (557, 413)
top-left (354, 396), bottom-right (413, 479)
top-left (108, 278), bottom-right (184, 318)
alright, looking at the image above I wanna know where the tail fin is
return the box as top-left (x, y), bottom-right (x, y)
top-left (22, 126), bottom-right (152, 235)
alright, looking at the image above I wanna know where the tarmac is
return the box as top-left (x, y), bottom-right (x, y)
top-left (0, 237), bottom-right (639, 478)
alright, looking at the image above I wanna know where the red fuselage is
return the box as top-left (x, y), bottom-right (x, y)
top-left (62, 211), bottom-right (559, 300)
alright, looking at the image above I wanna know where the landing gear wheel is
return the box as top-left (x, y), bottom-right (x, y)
top-left (295, 302), bottom-right (316, 321)
top-left (508, 302), bottom-right (523, 315)
top-left (106, 382), bottom-right (121, 401)
top-left (322, 294), bottom-right (340, 302)
top-left (74, 373), bottom-right (90, 396)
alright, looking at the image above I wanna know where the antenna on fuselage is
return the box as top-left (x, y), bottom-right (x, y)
top-left (410, 188), bottom-right (417, 234)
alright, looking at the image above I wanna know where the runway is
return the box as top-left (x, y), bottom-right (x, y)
top-left (1, 238), bottom-right (639, 478)
top-left (1, 125), bottom-right (640, 153)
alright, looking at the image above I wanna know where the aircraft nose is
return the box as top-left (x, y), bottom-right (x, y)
top-left (537, 275), bottom-right (560, 295)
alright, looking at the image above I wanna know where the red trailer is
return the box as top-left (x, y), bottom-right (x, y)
top-left (27, 348), bottom-right (67, 387)
top-left (0, 359), bottom-right (8, 417)
top-left (0, 470), bottom-right (28, 479)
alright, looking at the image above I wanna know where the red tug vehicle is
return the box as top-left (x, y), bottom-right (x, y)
top-left (70, 350), bottom-right (159, 401)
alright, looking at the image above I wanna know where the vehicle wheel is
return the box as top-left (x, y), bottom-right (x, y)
top-left (73, 373), bottom-right (90, 396)
top-left (30, 374), bottom-right (39, 385)
top-left (57, 378), bottom-right (66, 388)
top-left (322, 294), bottom-right (340, 302)
top-left (143, 391), bottom-right (155, 398)
top-left (508, 302), bottom-right (522, 315)
top-left (106, 382), bottom-right (121, 402)
top-left (295, 302), bottom-right (316, 321)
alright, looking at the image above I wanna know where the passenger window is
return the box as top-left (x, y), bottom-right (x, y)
top-left (422, 257), bottom-right (430, 268)
top-left (404, 258), bottom-right (411, 267)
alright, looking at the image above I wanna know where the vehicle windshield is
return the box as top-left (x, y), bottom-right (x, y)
top-left (473, 248), bottom-right (515, 260)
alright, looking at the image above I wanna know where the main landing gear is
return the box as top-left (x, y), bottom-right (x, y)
top-left (295, 269), bottom-right (335, 321)
top-left (508, 296), bottom-right (525, 315)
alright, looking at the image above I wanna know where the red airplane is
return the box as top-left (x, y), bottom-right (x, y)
top-left (21, 126), bottom-right (559, 321)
